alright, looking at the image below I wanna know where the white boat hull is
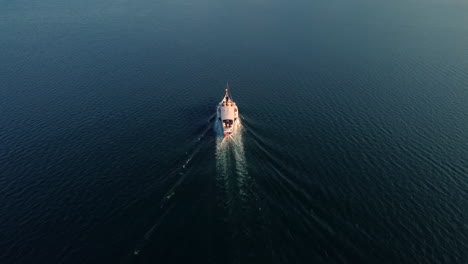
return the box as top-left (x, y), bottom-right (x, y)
top-left (217, 87), bottom-right (238, 138)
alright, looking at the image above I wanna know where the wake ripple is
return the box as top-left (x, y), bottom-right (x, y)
top-left (125, 113), bottom-right (216, 260)
top-left (215, 120), bottom-right (264, 262)
top-left (215, 120), bottom-right (250, 205)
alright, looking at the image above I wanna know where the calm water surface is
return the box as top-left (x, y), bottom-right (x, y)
top-left (1, 0), bottom-right (467, 263)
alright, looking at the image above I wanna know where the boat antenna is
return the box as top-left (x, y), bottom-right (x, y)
top-left (226, 82), bottom-right (229, 92)
top-left (225, 82), bottom-right (230, 98)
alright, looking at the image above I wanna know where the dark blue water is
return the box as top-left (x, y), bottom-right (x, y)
top-left (1, 0), bottom-right (467, 263)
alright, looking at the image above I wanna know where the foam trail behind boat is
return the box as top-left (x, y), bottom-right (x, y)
top-left (214, 118), bottom-right (252, 210)
top-left (214, 118), bottom-right (263, 263)
top-left (230, 121), bottom-right (249, 199)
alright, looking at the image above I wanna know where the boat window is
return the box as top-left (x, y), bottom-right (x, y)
top-left (222, 119), bottom-right (234, 127)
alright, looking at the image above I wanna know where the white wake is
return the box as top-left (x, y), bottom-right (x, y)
top-left (215, 119), bottom-right (250, 207)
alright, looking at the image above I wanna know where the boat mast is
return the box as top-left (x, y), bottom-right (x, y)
top-left (224, 82), bottom-right (230, 100)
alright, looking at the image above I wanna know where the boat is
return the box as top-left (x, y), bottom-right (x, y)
top-left (217, 84), bottom-right (239, 138)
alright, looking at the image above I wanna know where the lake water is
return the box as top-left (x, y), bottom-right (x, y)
top-left (1, 0), bottom-right (467, 263)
